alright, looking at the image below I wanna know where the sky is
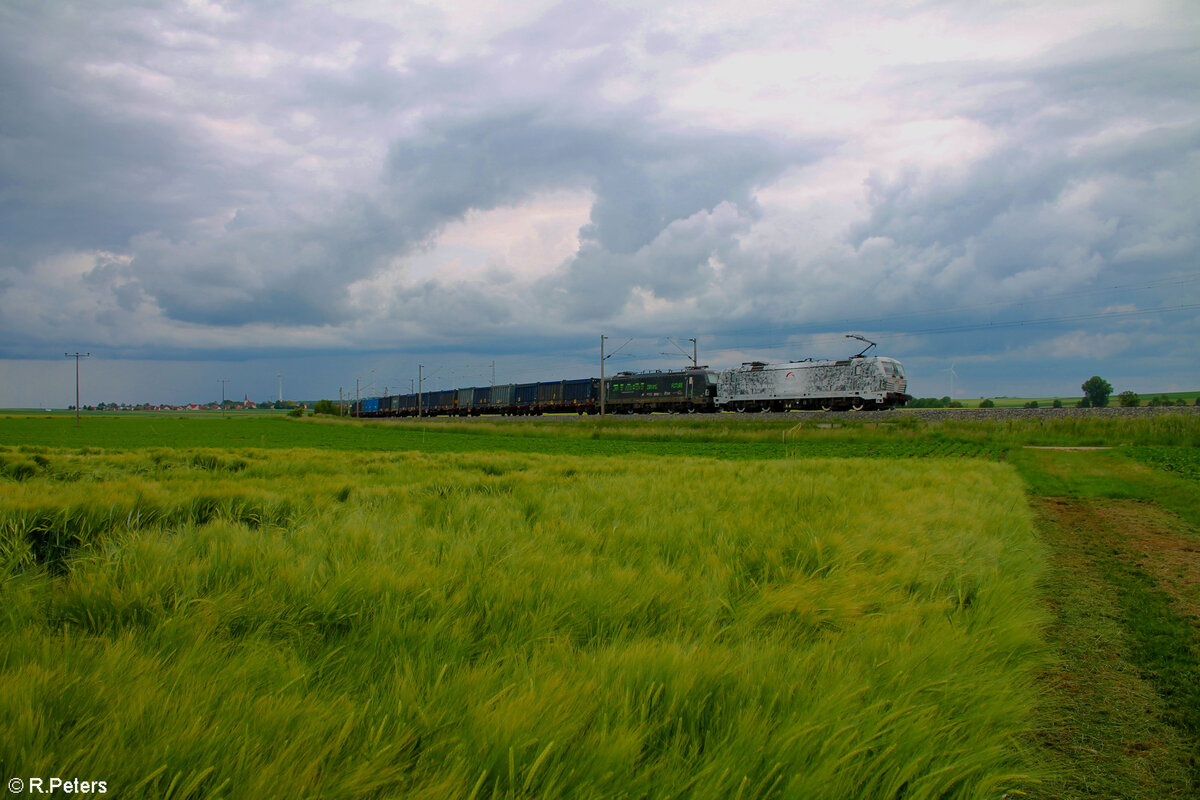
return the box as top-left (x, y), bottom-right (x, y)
top-left (1, 0), bottom-right (1197, 407)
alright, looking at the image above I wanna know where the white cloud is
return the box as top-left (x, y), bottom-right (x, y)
top-left (404, 188), bottom-right (594, 283)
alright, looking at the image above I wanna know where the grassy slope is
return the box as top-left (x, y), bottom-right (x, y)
top-left (1, 449), bottom-right (1046, 799)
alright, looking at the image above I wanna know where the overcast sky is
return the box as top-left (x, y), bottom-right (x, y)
top-left (1, 0), bottom-right (1197, 406)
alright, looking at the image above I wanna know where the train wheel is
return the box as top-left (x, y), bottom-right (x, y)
top-left (820, 403), bottom-right (833, 412)
top-left (759, 405), bottom-right (771, 413)
top-left (851, 402), bottom-right (865, 411)
top-left (686, 404), bottom-right (697, 414)
top-left (735, 405), bottom-right (748, 413)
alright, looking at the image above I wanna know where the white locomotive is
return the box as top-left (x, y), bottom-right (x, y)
top-left (715, 355), bottom-right (909, 411)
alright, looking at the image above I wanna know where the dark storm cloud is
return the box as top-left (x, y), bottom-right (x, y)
top-left (0, 3), bottom-right (427, 330)
top-left (387, 110), bottom-right (806, 248)
top-left (843, 31), bottom-right (1200, 321)
top-left (385, 110), bottom-right (817, 320)
top-left (3, 0), bottom-right (814, 336)
top-left (125, 193), bottom-right (416, 326)
top-left (0, 29), bottom-right (210, 265)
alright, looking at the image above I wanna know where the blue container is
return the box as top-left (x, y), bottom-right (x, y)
top-left (563, 378), bottom-right (595, 405)
top-left (537, 381), bottom-right (563, 404)
top-left (514, 382), bottom-right (538, 406)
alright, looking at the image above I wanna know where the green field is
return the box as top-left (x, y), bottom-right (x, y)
top-left (966, 390), bottom-right (1199, 408)
top-left (2, 413), bottom-right (1198, 798)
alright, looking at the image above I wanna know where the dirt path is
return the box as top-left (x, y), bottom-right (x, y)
top-left (1029, 496), bottom-right (1200, 799)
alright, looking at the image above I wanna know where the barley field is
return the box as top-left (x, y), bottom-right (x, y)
top-left (0, 445), bottom-right (1045, 799)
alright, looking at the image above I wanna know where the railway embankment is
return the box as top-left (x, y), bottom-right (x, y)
top-left (715, 402), bottom-right (1195, 422)
top-left (812, 405), bottom-right (1200, 422)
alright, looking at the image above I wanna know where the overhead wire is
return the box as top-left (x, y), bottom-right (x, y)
top-left (695, 273), bottom-right (1200, 342)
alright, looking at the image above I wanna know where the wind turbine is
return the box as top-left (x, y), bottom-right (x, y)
top-left (942, 362), bottom-right (958, 399)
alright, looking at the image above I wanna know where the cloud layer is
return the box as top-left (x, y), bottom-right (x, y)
top-left (1, 0), bottom-right (1197, 404)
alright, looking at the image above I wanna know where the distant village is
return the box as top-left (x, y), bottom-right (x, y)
top-left (68, 400), bottom-right (307, 412)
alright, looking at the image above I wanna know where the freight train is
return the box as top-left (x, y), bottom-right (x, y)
top-left (353, 351), bottom-right (909, 417)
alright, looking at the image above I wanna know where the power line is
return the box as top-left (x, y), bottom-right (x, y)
top-left (695, 274), bottom-right (1200, 343)
top-left (703, 302), bottom-right (1200, 357)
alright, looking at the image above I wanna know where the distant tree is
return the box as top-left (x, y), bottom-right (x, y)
top-left (1023, 400), bottom-right (1039, 409)
top-left (1077, 397), bottom-right (1091, 408)
top-left (1052, 398), bottom-right (1063, 408)
top-left (287, 406), bottom-right (305, 417)
top-left (978, 399), bottom-right (995, 409)
top-left (1081, 376), bottom-right (1113, 408)
top-left (1118, 390), bottom-right (1140, 407)
top-left (313, 399), bottom-right (339, 416)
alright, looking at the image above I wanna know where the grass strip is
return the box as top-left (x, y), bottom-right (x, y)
top-left (1029, 497), bottom-right (1197, 798)
top-left (1100, 553), bottom-right (1200, 758)
top-left (1016, 446), bottom-right (1200, 797)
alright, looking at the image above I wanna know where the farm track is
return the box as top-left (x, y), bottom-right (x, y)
top-left (1030, 496), bottom-right (1200, 799)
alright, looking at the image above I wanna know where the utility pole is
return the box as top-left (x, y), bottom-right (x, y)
top-left (356, 378), bottom-right (360, 418)
top-left (339, 387), bottom-right (343, 417)
top-left (418, 364), bottom-right (423, 417)
top-left (664, 337), bottom-right (699, 369)
top-left (218, 379), bottom-right (229, 418)
top-left (64, 352), bottom-right (90, 427)
top-left (600, 335), bottom-right (606, 416)
top-left (491, 361), bottom-right (496, 386)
